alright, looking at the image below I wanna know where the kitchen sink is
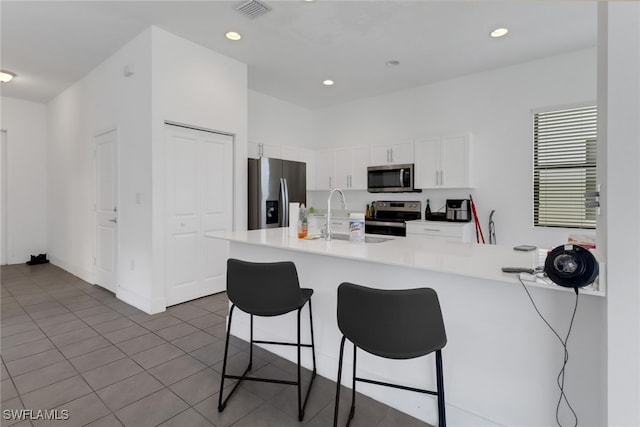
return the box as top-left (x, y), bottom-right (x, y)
top-left (329, 234), bottom-right (393, 243)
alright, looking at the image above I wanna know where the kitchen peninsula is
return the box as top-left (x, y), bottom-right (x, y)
top-left (207, 228), bottom-right (606, 426)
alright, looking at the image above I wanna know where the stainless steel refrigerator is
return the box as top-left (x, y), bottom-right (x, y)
top-left (248, 157), bottom-right (306, 230)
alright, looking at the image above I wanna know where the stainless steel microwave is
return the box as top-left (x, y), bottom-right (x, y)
top-left (367, 163), bottom-right (421, 193)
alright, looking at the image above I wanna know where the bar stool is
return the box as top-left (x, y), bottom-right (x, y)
top-left (333, 282), bottom-right (447, 427)
top-left (218, 258), bottom-right (317, 421)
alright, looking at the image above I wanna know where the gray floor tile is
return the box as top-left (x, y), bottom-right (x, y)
top-left (130, 343), bottom-right (184, 370)
top-left (1, 378), bottom-right (18, 402)
top-left (158, 408), bottom-right (215, 427)
top-left (21, 375), bottom-right (92, 410)
top-left (5, 348), bottom-right (66, 378)
top-left (169, 368), bottom-right (222, 405)
top-left (116, 333), bottom-right (166, 355)
top-left (72, 304), bottom-right (114, 319)
top-left (187, 313), bottom-right (226, 329)
top-left (58, 336), bottom-right (112, 359)
top-left (166, 304), bottom-right (210, 321)
top-left (82, 310), bottom-right (124, 326)
top-left (68, 345), bottom-right (126, 372)
top-left (47, 326), bottom-right (98, 347)
top-left (28, 306), bottom-right (71, 321)
top-left (39, 318), bottom-right (87, 337)
top-left (147, 354), bottom-right (206, 386)
top-left (0, 320), bottom-right (39, 338)
top-left (34, 312), bottom-right (77, 327)
top-left (190, 339), bottom-right (241, 367)
top-left (36, 393), bottom-right (110, 427)
top-left (194, 388), bottom-right (264, 427)
top-left (95, 371), bottom-right (163, 412)
top-left (84, 414), bottom-right (123, 427)
top-left (91, 317), bottom-right (136, 334)
top-left (13, 360), bottom-right (77, 394)
top-left (0, 397), bottom-right (26, 427)
top-left (1, 338), bottom-right (55, 362)
top-left (81, 357), bottom-right (143, 390)
top-left (192, 296), bottom-right (229, 313)
top-left (1, 362), bottom-right (9, 380)
top-left (232, 402), bottom-right (300, 427)
top-left (138, 315), bottom-right (183, 331)
top-left (155, 322), bottom-right (199, 341)
top-left (1, 329), bottom-right (46, 349)
top-left (115, 388), bottom-right (189, 427)
top-left (171, 330), bottom-right (218, 353)
top-left (0, 314), bottom-right (33, 328)
top-left (103, 324), bottom-right (149, 344)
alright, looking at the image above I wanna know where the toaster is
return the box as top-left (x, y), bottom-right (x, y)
top-left (445, 199), bottom-right (472, 222)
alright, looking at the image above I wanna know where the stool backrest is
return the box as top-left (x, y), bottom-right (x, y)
top-left (337, 282), bottom-right (447, 359)
top-left (227, 258), bottom-right (305, 316)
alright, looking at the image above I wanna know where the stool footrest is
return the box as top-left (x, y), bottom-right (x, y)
top-left (253, 339), bottom-right (313, 348)
top-left (355, 376), bottom-right (438, 396)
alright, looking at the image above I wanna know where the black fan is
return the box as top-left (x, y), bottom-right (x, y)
top-left (544, 244), bottom-right (599, 288)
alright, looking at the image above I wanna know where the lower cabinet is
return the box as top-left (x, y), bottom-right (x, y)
top-left (406, 220), bottom-right (474, 243)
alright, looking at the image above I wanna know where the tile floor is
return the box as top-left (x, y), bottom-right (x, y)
top-left (1, 263), bottom-right (431, 427)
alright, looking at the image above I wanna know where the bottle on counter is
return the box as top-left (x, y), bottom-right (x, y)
top-left (349, 213), bottom-right (365, 243)
top-left (298, 206), bottom-right (308, 238)
top-left (425, 199), bottom-right (431, 219)
top-left (370, 202), bottom-right (376, 219)
top-left (366, 204), bottom-right (370, 219)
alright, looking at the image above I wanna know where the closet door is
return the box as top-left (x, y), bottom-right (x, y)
top-left (165, 124), bottom-right (233, 306)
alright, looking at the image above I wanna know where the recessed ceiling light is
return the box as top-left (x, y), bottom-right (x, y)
top-left (490, 28), bottom-right (509, 38)
top-left (0, 70), bottom-right (16, 83)
top-left (323, 79), bottom-right (334, 86)
top-left (225, 31), bottom-right (242, 41)
top-left (385, 60), bottom-right (400, 67)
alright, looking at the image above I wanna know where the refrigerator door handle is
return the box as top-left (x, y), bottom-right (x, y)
top-left (279, 178), bottom-right (290, 227)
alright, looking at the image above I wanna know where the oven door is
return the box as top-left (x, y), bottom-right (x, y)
top-left (365, 220), bottom-right (406, 237)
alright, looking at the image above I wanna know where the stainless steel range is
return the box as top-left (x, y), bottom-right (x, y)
top-left (365, 201), bottom-right (421, 236)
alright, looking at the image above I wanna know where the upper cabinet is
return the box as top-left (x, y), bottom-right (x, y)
top-left (415, 133), bottom-right (471, 189)
top-left (332, 146), bottom-right (370, 190)
top-left (369, 140), bottom-right (414, 166)
top-left (248, 141), bottom-right (281, 159)
top-left (315, 149), bottom-right (333, 191)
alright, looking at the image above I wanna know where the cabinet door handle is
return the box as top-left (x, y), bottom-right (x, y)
top-left (424, 228), bottom-right (440, 232)
top-left (329, 176), bottom-right (332, 188)
top-left (435, 171), bottom-right (439, 186)
top-left (440, 170), bottom-right (443, 185)
top-left (390, 148), bottom-right (393, 163)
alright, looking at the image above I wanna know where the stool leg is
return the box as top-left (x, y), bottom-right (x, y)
top-left (347, 345), bottom-right (356, 426)
top-left (435, 349), bottom-right (446, 427)
top-left (308, 299), bottom-right (317, 374)
top-left (297, 307), bottom-right (303, 421)
top-left (249, 314), bottom-right (254, 371)
top-left (333, 335), bottom-right (347, 427)
top-left (218, 304), bottom-right (235, 412)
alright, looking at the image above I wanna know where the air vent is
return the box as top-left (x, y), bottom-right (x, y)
top-left (235, 0), bottom-right (272, 19)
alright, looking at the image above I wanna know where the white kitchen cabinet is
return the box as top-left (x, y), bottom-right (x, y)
top-left (315, 149), bottom-right (333, 191)
top-left (406, 220), bottom-right (474, 243)
top-left (296, 148), bottom-right (316, 191)
top-left (370, 140), bottom-right (414, 166)
top-left (248, 141), bottom-right (282, 159)
top-left (415, 133), bottom-right (471, 189)
top-left (333, 145), bottom-right (369, 190)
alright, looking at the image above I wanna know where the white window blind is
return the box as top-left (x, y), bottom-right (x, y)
top-left (533, 105), bottom-right (597, 229)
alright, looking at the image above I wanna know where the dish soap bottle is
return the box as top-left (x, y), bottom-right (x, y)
top-left (298, 206), bottom-right (308, 238)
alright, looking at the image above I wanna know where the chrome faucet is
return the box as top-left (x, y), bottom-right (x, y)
top-left (325, 187), bottom-right (347, 241)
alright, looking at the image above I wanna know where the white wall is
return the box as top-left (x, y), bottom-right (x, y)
top-left (0, 97), bottom-right (48, 264)
top-left (47, 28), bottom-right (153, 292)
top-left (248, 90), bottom-right (313, 148)
top-left (311, 48), bottom-right (597, 249)
top-left (600, 3), bottom-right (640, 425)
top-left (149, 27), bottom-right (247, 313)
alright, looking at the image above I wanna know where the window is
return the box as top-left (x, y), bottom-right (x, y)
top-left (533, 105), bottom-right (597, 229)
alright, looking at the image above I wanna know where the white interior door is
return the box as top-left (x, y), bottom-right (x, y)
top-left (1, 130), bottom-right (7, 265)
top-left (95, 129), bottom-right (118, 292)
top-left (165, 124), bottom-right (233, 306)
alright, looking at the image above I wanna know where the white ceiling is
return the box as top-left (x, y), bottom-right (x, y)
top-left (0, 1), bottom-right (597, 109)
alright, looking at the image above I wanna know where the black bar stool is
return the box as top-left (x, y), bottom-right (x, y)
top-left (218, 258), bottom-right (317, 421)
top-left (334, 282), bottom-right (447, 427)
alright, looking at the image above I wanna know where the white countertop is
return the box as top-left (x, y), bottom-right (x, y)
top-left (207, 228), bottom-right (604, 296)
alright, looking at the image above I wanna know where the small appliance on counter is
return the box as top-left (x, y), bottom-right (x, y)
top-left (445, 199), bottom-right (472, 222)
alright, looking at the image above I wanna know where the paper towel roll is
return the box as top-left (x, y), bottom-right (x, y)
top-left (289, 202), bottom-right (300, 236)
